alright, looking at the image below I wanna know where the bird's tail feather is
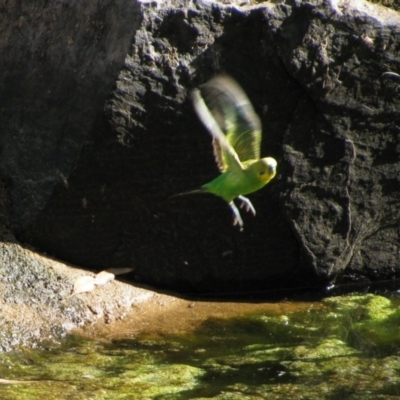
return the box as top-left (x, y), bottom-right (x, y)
top-left (169, 188), bottom-right (206, 200)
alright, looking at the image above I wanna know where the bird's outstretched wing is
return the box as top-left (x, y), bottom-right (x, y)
top-left (198, 75), bottom-right (262, 171)
top-left (191, 88), bottom-right (243, 174)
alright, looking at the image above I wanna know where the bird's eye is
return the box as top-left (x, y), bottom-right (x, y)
top-left (259, 171), bottom-right (265, 176)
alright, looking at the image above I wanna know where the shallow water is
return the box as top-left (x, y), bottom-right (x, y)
top-left (1, 292), bottom-right (400, 399)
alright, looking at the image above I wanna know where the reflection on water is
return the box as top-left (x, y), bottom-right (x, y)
top-left (1, 293), bottom-right (400, 399)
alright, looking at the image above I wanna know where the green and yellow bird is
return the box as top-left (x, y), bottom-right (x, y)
top-left (186, 75), bottom-right (277, 229)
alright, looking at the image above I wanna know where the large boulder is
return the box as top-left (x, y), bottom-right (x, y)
top-left (1, 0), bottom-right (400, 295)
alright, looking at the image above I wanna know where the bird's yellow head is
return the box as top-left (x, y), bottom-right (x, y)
top-left (253, 157), bottom-right (277, 184)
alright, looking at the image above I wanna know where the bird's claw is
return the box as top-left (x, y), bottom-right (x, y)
top-left (229, 201), bottom-right (244, 230)
top-left (237, 196), bottom-right (256, 216)
top-left (229, 198), bottom-right (256, 230)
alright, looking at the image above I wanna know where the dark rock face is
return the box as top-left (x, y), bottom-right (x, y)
top-left (275, 1), bottom-right (400, 280)
top-left (0, 0), bottom-right (141, 230)
top-left (2, 0), bottom-right (400, 295)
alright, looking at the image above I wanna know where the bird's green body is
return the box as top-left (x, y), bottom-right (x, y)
top-left (202, 159), bottom-right (274, 203)
top-left (186, 75), bottom-right (277, 228)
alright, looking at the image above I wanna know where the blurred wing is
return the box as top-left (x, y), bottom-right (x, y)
top-left (199, 75), bottom-right (262, 169)
top-left (191, 89), bottom-right (243, 173)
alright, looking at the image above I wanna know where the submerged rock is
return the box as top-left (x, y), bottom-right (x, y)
top-left (0, 0), bottom-right (399, 295)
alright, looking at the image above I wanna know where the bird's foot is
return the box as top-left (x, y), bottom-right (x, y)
top-left (229, 201), bottom-right (244, 231)
top-left (237, 195), bottom-right (256, 216)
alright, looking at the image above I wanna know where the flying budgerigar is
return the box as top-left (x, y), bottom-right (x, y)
top-left (183, 75), bottom-right (277, 229)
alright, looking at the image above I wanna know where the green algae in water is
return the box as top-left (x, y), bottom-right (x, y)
top-left (0, 338), bottom-right (204, 400)
top-left (2, 293), bottom-right (400, 399)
